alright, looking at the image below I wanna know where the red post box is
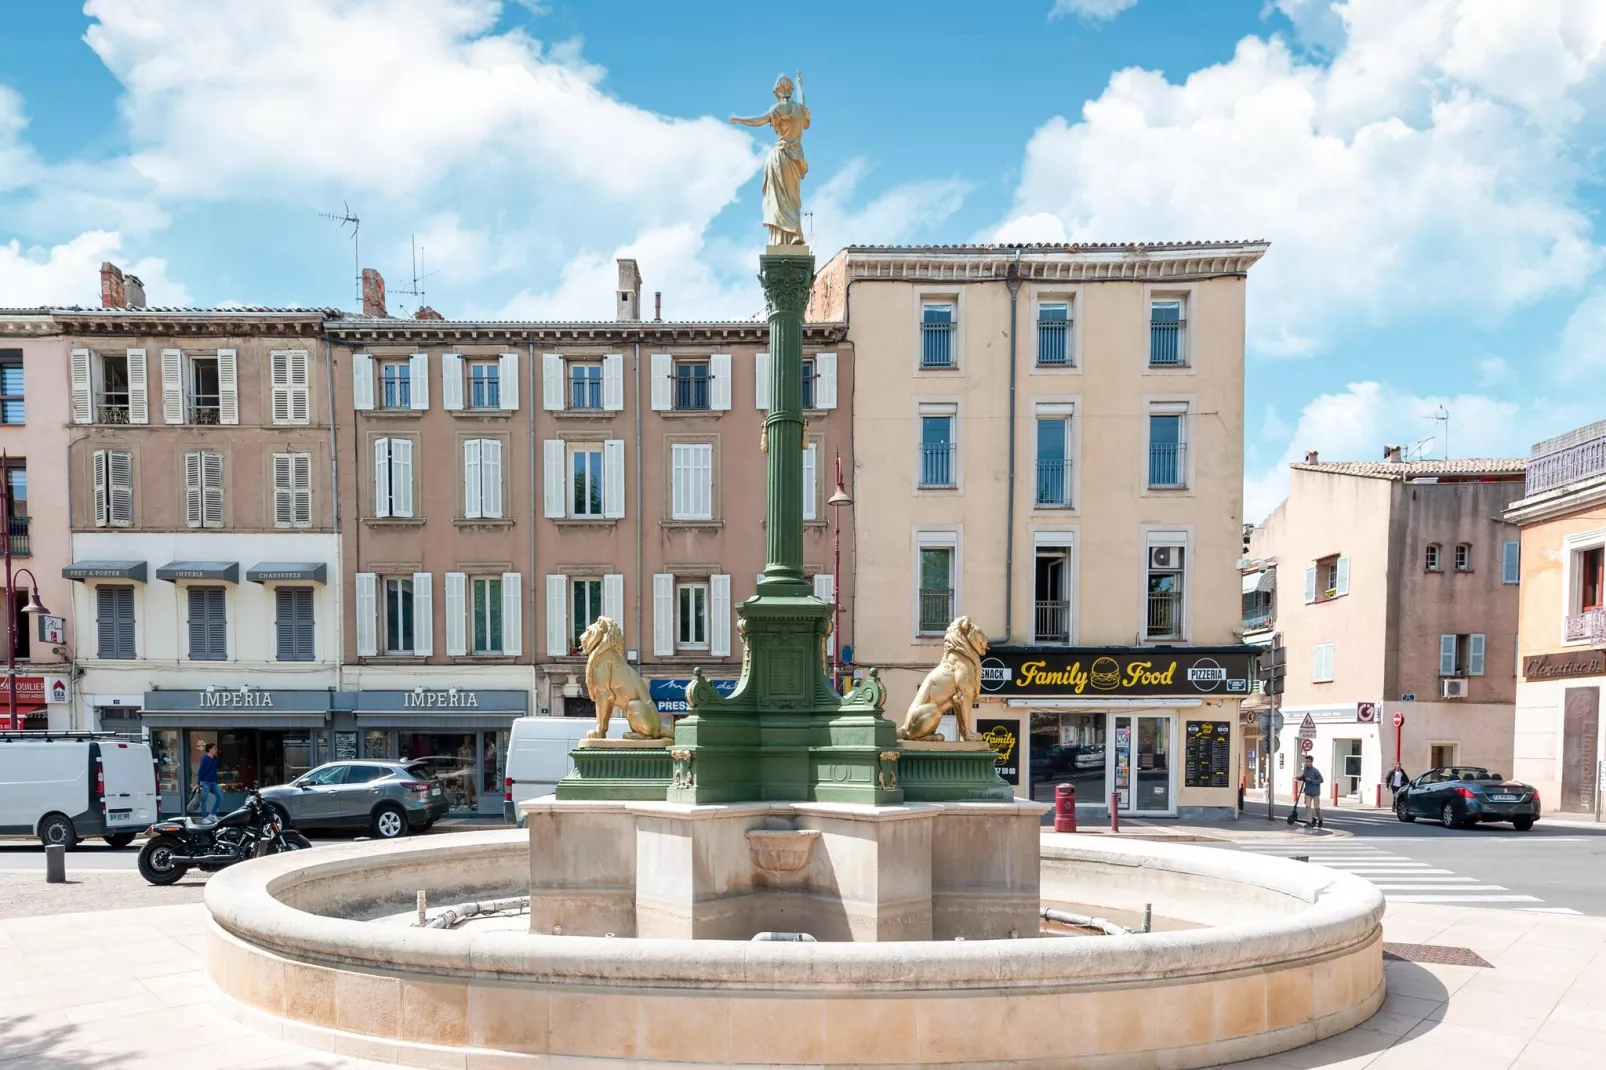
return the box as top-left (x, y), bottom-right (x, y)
top-left (1054, 783), bottom-right (1077, 833)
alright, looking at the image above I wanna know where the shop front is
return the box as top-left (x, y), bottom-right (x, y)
top-left (346, 689), bottom-right (528, 817)
top-left (982, 646), bottom-right (1253, 820)
top-left (0, 675), bottom-right (67, 730)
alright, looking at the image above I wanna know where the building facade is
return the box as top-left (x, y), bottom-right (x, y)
top-left (811, 242), bottom-right (1267, 818)
top-left (1247, 453), bottom-right (1526, 806)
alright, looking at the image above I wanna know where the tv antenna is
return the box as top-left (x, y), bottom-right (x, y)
top-left (1428, 405), bottom-right (1450, 459)
top-left (1406, 436), bottom-right (1435, 461)
top-left (390, 235), bottom-right (439, 313)
top-left (318, 203), bottom-right (361, 310)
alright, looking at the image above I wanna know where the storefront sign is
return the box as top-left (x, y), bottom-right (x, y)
top-left (1184, 720), bottom-right (1232, 788)
top-left (649, 678), bottom-right (737, 713)
top-left (144, 690), bottom-right (334, 713)
top-left (351, 691), bottom-right (529, 713)
top-left (37, 615), bottom-right (64, 644)
top-left (201, 690), bottom-right (275, 708)
top-left (980, 647), bottom-right (1254, 697)
top-left (976, 718), bottom-right (1020, 785)
top-left (404, 690), bottom-right (480, 708)
top-left (45, 676), bottom-right (68, 704)
top-left (1523, 649), bottom-right (1606, 681)
top-left (0, 676), bottom-right (45, 707)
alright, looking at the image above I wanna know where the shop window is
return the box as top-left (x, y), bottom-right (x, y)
top-left (400, 733), bottom-right (480, 811)
top-left (1028, 711), bottom-right (1106, 804)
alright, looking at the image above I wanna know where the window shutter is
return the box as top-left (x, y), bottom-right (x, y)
top-left (710, 574), bottom-right (732, 657)
top-left (189, 588), bottom-right (226, 661)
top-left (184, 451), bottom-right (203, 528)
top-left (293, 588), bottom-right (315, 662)
top-left (755, 352), bottom-right (770, 410)
top-left (270, 351), bottom-right (291, 423)
top-left (273, 454), bottom-right (294, 527)
top-left (670, 445), bottom-right (686, 520)
top-left (1335, 555), bottom-right (1350, 596)
top-left (441, 353), bottom-right (464, 410)
top-left (161, 349), bottom-right (184, 424)
top-left (815, 352), bottom-right (838, 409)
top-left (501, 572), bottom-right (522, 656)
top-left (274, 587), bottom-right (315, 662)
top-left (352, 353), bottom-right (375, 410)
top-left (543, 440), bottom-right (566, 518)
top-left (695, 444), bottom-right (712, 520)
top-left (498, 353), bottom-right (519, 410)
top-left (92, 450), bottom-right (108, 526)
top-left (70, 349), bottom-right (93, 423)
top-left (545, 574), bottom-right (568, 656)
top-left (482, 439), bottom-right (504, 518)
top-left (710, 353), bottom-right (732, 411)
top-left (373, 438), bottom-right (391, 518)
top-left (216, 348), bottom-right (238, 425)
top-left (274, 589), bottom-right (293, 662)
top-left (814, 573), bottom-right (835, 647)
top-left (1502, 541), bottom-right (1520, 584)
top-left (109, 451), bottom-right (134, 525)
top-left (602, 354), bottom-right (624, 411)
top-left (126, 348), bottom-right (149, 424)
top-left (603, 439), bottom-right (625, 519)
top-left (292, 453), bottom-right (312, 526)
top-left (542, 353), bottom-right (565, 410)
top-left (412, 572), bottom-right (434, 656)
top-left (1439, 634), bottom-right (1457, 677)
top-left (115, 587), bottom-right (135, 659)
top-left (652, 574), bottom-right (674, 656)
top-left (355, 573), bottom-right (377, 657)
top-left (1468, 633), bottom-right (1486, 676)
top-left (391, 438), bottom-right (414, 517)
top-left (289, 350), bottom-right (311, 423)
top-left (409, 353), bottom-right (430, 410)
top-left (207, 588), bottom-right (228, 661)
top-left (603, 573), bottom-right (624, 632)
top-left (97, 586), bottom-right (116, 658)
top-left (1304, 565), bottom-right (1317, 604)
top-left (445, 572), bottom-right (468, 656)
top-left (650, 353), bottom-right (672, 411)
top-left (202, 450), bottom-right (224, 527)
top-left (802, 443), bottom-right (818, 521)
top-left (463, 439), bottom-right (483, 519)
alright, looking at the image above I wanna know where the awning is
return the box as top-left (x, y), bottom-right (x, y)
top-left (156, 561), bottom-right (239, 584)
top-left (247, 562), bottom-right (328, 584)
top-left (139, 712), bottom-right (330, 729)
top-left (1241, 573), bottom-right (1260, 594)
top-left (1241, 570), bottom-right (1277, 594)
top-left (63, 561), bottom-right (147, 582)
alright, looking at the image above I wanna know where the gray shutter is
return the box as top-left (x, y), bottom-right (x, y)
top-left (188, 587), bottom-right (226, 661)
top-left (99, 586), bottom-right (135, 659)
top-left (1502, 541), bottom-right (1520, 584)
top-left (1468, 633), bottom-right (1486, 676)
top-left (1439, 634), bottom-right (1457, 677)
top-left (276, 587), bottom-right (315, 662)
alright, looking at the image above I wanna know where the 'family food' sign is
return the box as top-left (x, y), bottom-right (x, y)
top-left (978, 649), bottom-right (1254, 697)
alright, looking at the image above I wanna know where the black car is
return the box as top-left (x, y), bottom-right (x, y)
top-left (1394, 766), bottom-right (1540, 830)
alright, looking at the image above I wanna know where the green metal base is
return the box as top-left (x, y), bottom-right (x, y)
top-left (554, 746), bottom-right (673, 801)
top-left (897, 746), bottom-right (1017, 803)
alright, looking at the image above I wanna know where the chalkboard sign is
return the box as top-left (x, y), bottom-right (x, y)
top-left (1184, 721), bottom-right (1231, 788)
top-left (334, 730), bottom-right (359, 762)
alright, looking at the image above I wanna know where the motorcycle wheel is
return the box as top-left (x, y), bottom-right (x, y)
top-left (278, 831), bottom-right (313, 852)
top-left (137, 835), bottom-right (191, 886)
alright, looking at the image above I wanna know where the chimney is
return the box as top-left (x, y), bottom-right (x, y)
top-left (1303, 450), bottom-right (1320, 465)
top-left (1383, 443), bottom-right (1403, 463)
top-left (100, 262), bottom-right (126, 308)
top-left (123, 274), bottom-right (147, 309)
top-left (414, 306), bottom-right (444, 321)
top-left (654, 291), bottom-right (662, 322)
top-left (361, 268), bottom-right (388, 318)
top-left (616, 258), bottom-right (642, 321)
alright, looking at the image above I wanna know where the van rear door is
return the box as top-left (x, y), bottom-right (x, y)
top-left (97, 740), bottom-right (158, 830)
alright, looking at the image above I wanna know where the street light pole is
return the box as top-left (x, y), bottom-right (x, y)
top-left (1, 448), bottom-right (50, 731)
top-left (827, 450), bottom-right (853, 695)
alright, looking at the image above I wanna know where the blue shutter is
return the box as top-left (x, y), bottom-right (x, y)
top-left (1502, 541), bottom-right (1520, 584)
top-left (1439, 634), bottom-right (1458, 677)
top-left (276, 587), bottom-right (315, 663)
top-left (188, 587), bottom-right (226, 661)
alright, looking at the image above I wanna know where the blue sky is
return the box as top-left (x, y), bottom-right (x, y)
top-left (2, 0), bottom-right (1604, 518)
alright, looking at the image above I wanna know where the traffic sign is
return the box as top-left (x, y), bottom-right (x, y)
top-left (1392, 711), bottom-right (1405, 728)
top-left (1272, 711), bottom-right (1285, 734)
top-left (1300, 738), bottom-right (1314, 754)
top-left (1298, 713), bottom-right (1317, 740)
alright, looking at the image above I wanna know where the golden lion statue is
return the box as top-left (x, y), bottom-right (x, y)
top-left (581, 617), bottom-right (671, 740)
top-left (898, 616), bottom-right (989, 742)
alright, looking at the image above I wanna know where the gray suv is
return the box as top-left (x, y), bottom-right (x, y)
top-left (260, 761), bottom-right (450, 839)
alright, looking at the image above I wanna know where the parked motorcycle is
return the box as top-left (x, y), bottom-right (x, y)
top-left (137, 787), bottom-right (312, 885)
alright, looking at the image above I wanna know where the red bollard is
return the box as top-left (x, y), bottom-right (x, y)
top-left (1376, 783), bottom-right (1383, 808)
top-left (1054, 783), bottom-right (1077, 833)
top-left (1109, 792), bottom-right (1120, 833)
top-left (1332, 782), bottom-right (1339, 806)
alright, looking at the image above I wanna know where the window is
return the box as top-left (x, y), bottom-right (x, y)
top-left (554, 573), bottom-right (621, 656)
top-left (472, 577), bottom-right (504, 654)
top-left (187, 587), bottom-right (227, 661)
top-left (1439, 633), bottom-right (1486, 677)
top-left (469, 361), bottom-right (501, 409)
top-left (570, 363), bottom-right (602, 410)
top-left (1454, 543), bottom-right (1472, 572)
top-left (1034, 546), bottom-right (1070, 644)
top-left (188, 356), bottom-right (220, 424)
top-left (571, 444), bottom-right (604, 517)
top-left (372, 437), bottom-right (414, 518)
top-left (1304, 554), bottom-right (1350, 603)
top-left (92, 449), bottom-right (134, 527)
top-left (917, 546), bottom-right (956, 635)
top-left (1243, 587), bottom-right (1273, 631)
top-left (4, 461), bottom-right (27, 557)
top-left (1037, 302), bottom-right (1070, 366)
top-left (920, 414), bottom-right (955, 488)
top-left (385, 578), bottom-right (415, 654)
top-left (1149, 299), bottom-right (1185, 367)
top-left (1582, 547), bottom-right (1605, 611)
top-left (673, 361), bottom-right (710, 411)
top-left (72, 348), bottom-right (150, 425)
top-left (572, 578), bottom-right (602, 653)
top-left (1502, 541), bottom-right (1520, 584)
top-left (1035, 415), bottom-right (1071, 507)
top-left (184, 449), bottom-right (224, 528)
top-left (273, 453), bottom-right (312, 528)
top-left (275, 587), bottom-right (315, 662)
top-left (0, 352), bottom-right (23, 423)
top-left (380, 361), bottom-right (411, 409)
top-left (1425, 543), bottom-right (1441, 572)
top-left (670, 443), bottom-right (713, 520)
top-left (1148, 411), bottom-right (1186, 488)
top-left (1146, 544), bottom-right (1185, 640)
top-left (99, 353), bottom-right (131, 423)
top-left (801, 357), bottom-right (817, 411)
top-left (921, 303), bottom-right (955, 368)
top-left (1313, 643), bottom-right (1335, 683)
top-left (462, 438), bottom-right (504, 519)
top-left (270, 350), bottom-right (311, 424)
top-left (96, 585), bottom-right (135, 659)
top-left (549, 354), bottom-right (619, 411)
top-left (677, 582), bottom-right (708, 648)
top-left (160, 348), bottom-right (236, 425)
top-left (545, 439), bottom-right (623, 520)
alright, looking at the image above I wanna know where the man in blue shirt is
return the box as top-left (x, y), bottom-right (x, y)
top-left (197, 743), bottom-right (222, 821)
top-left (1297, 756), bottom-right (1325, 830)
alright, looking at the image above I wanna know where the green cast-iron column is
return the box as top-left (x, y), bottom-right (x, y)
top-left (759, 251), bottom-right (812, 592)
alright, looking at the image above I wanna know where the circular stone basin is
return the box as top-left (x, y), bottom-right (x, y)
top-left (204, 830), bottom-right (1383, 1069)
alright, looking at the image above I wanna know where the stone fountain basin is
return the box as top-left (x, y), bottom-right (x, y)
top-left (746, 826), bottom-right (821, 872)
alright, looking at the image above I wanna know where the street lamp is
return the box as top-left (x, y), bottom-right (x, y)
top-left (1, 449), bottom-right (51, 729)
top-left (827, 450), bottom-right (852, 695)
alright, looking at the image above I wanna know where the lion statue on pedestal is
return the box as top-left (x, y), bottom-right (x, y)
top-left (581, 617), bottom-right (672, 740)
top-left (897, 616), bottom-right (989, 742)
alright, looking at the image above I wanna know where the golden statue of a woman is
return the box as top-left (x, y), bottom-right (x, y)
top-left (731, 72), bottom-right (810, 247)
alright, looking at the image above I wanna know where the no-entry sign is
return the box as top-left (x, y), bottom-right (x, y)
top-left (1300, 738), bottom-right (1315, 753)
top-left (1392, 711), bottom-right (1405, 728)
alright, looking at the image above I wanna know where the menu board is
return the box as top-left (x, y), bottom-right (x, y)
top-left (334, 730), bottom-right (359, 762)
top-left (1184, 720), bottom-right (1232, 788)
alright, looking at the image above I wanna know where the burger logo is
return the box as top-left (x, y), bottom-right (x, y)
top-left (980, 657), bottom-right (1011, 693)
top-left (1089, 656), bottom-right (1121, 691)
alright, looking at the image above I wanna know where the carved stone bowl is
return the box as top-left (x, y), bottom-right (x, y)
top-left (745, 828), bottom-right (821, 873)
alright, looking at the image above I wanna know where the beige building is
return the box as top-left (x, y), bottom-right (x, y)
top-left (1506, 420), bottom-right (1606, 814)
top-left (1248, 453), bottom-right (1526, 806)
top-left (811, 242), bottom-right (1267, 818)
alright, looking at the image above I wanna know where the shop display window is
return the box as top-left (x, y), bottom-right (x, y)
top-left (1028, 712), bottom-right (1107, 804)
top-left (401, 733), bottom-right (479, 811)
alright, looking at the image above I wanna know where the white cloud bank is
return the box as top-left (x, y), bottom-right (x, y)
top-left (1050, 0), bottom-right (1139, 21)
top-left (0, 231), bottom-right (189, 307)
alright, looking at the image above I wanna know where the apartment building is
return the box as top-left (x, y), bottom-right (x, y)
top-left (810, 242), bottom-right (1266, 818)
top-left (1506, 421), bottom-right (1606, 814)
top-left (59, 266), bottom-right (340, 814)
top-left (1247, 451), bottom-right (1527, 806)
top-left (0, 308), bottom-right (73, 729)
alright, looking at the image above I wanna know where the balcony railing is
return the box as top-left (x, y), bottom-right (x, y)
top-left (1527, 434), bottom-right (1606, 496)
top-left (921, 321), bottom-right (955, 368)
top-left (570, 376), bottom-right (602, 410)
top-left (1035, 599), bottom-right (1069, 644)
top-left (188, 394), bottom-right (221, 424)
top-left (1036, 458), bottom-right (1072, 507)
top-left (97, 392), bottom-right (130, 424)
top-left (1149, 442), bottom-right (1186, 488)
top-left (380, 378), bottom-right (411, 409)
top-left (1150, 320), bottom-right (1185, 366)
top-left (1146, 590), bottom-right (1183, 640)
top-left (919, 443), bottom-right (956, 488)
top-left (1037, 320), bottom-right (1069, 366)
top-left (1565, 608), bottom-right (1606, 643)
top-left (6, 516), bottom-right (28, 557)
top-left (674, 376), bottom-right (710, 411)
top-left (1242, 605), bottom-right (1274, 631)
top-left (919, 588), bottom-right (954, 634)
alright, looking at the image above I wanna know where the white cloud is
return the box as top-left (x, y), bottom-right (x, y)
top-left (1050, 0), bottom-right (1139, 21)
top-left (1478, 357), bottom-right (1509, 387)
top-left (1556, 287), bottom-right (1606, 379)
top-left (807, 158), bottom-right (970, 255)
top-left (0, 231), bottom-right (189, 307)
top-left (0, 86), bottom-right (41, 194)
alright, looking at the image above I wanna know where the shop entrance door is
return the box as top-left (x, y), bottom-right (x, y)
top-left (1114, 714), bottom-right (1173, 814)
top-left (1335, 739), bottom-right (1362, 797)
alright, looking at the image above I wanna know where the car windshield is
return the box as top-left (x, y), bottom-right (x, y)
top-left (1447, 767), bottom-right (1495, 781)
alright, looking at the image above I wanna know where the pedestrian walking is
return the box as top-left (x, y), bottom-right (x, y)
top-left (1299, 756), bottom-right (1325, 830)
top-left (197, 742), bottom-right (222, 822)
top-left (1386, 762), bottom-right (1408, 802)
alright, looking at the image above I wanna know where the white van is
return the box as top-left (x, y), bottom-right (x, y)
top-left (0, 734), bottom-right (158, 848)
top-left (502, 717), bottom-right (626, 824)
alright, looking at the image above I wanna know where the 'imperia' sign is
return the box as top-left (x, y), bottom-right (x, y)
top-left (200, 690), bottom-right (275, 708)
top-left (403, 690), bottom-right (481, 708)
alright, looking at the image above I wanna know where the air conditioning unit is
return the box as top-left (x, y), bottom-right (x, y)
top-left (1441, 678), bottom-right (1468, 699)
top-left (1150, 546), bottom-right (1179, 570)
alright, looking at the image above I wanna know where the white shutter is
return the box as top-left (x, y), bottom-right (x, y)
top-left (542, 353), bottom-right (565, 410)
top-left (543, 439), bottom-right (566, 518)
top-left (109, 451), bottom-right (134, 525)
top-left (352, 353), bottom-right (375, 410)
top-left (710, 353), bottom-right (732, 411)
top-left (289, 350), bottom-right (310, 423)
top-left (92, 450), bottom-right (108, 525)
top-left (413, 572), bottom-right (434, 656)
top-left (755, 352), bottom-right (770, 410)
top-left (546, 574), bottom-right (568, 656)
top-left (501, 572), bottom-right (522, 656)
top-left (391, 438), bottom-right (414, 518)
top-left (652, 574), bottom-right (675, 656)
top-left (292, 453), bottom-right (312, 526)
top-left (161, 349), bottom-right (184, 423)
top-left (670, 445), bottom-right (686, 520)
top-left (650, 353), bottom-right (672, 411)
top-left (217, 348), bottom-right (238, 425)
top-left (1503, 541), bottom-right (1521, 584)
top-left (202, 450), bottom-right (224, 527)
top-left (695, 444), bottom-right (712, 520)
top-left (373, 438), bottom-right (392, 518)
top-left (1468, 633), bottom-right (1486, 676)
top-left (126, 348), bottom-right (149, 424)
top-left (603, 573), bottom-right (624, 632)
top-left (271, 351), bottom-right (291, 423)
top-left (407, 353), bottom-right (429, 410)
top-left (1304, 566), bottom-right (1317, 604)
top-left (816, 352), bottom-right (838, 410)
top-left (441, 353), bottom-right (464, 410)
top-left (802, 443), bottom-right (818, 521)
top-left (70, 349), bottom-right (93, 423)
top-left (814, 573), bottom-right (835, 647)
top-left (1439, 634), bottom-right (1458, 677)
top-left (1335, 555), bottom-right (1350, 596)
top-left (273, 454), bottom-right (294, 527)
top-left (463, 439), bottom-right (483, 519)
top-left (498, 353), bottom-right (519, 411)
top-left (184, 451), bottom-right (203, 527)
top-left (485, 440), bottom-right (504, 518)
top-left (603, 439), bottom-right (625, 519)
top-left (710, 574), bottom-right (732, 657)
top-left (445, 572), bottom-right (468, 656)
top-left (355, 573), bottom-right (378, 657)
top-left (602, 354), bottom-right (624, 411)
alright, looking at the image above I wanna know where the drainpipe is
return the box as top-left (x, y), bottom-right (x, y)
top-left (998, 247), bottom-right (1021, 646)
top-left (633, 342), bottom-right (644, 657)
top-left (323, 332), bottom-right (342, 696)
top-left (528, 340), bottom-right (537, 697)
top-left (66, 430), bottom-right (90, 730)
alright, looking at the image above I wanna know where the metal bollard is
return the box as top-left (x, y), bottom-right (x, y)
top-left (416, 890), bottom-right (427, 926)
top-left (1054, 783), bottom-right (1077, 833)
top-left (1142, 903), bottom-right (1152, 934)
top-left (44, 844), bottom-right (66, 884)
top-left (1109, 792), bottom-right (1120, 833)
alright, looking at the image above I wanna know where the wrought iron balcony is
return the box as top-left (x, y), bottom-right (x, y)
top-left (96, 392), bottom-right (130, 424)
top-left (1150, 319), bottom-right (1185, 366)
top-left (673, 376), bottom-right (710, 411)
top-left (921, 321), bottom-right (955, 368)
top-left (1565, 608), bottom-right (1606, 643)
top-left (6, 516), bottom-right (28, 557)
top-left (1146, 590), bottom-right (1183, 640)
top-left (918, 588), bottom-right (954, 634)
top-left (919, 443), bottom-right (956, 488)
top-left (1036, 458), bottom-right (1072, 507)
top-left (1037, 320), bottom-right (1069, 366)
top-left (188, 394), bottom-right (221, 424)
top-left (1034, 599), bottom-right (1070, 644)
top-left (1527, 434), bottom-right (1606, 496)
top-left (570, 376), bottom-right (602, 410)
top-left (1242, 605), bottom-right (1274, 631)
top-left (1149, 442), bottom-right (1186, 488)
